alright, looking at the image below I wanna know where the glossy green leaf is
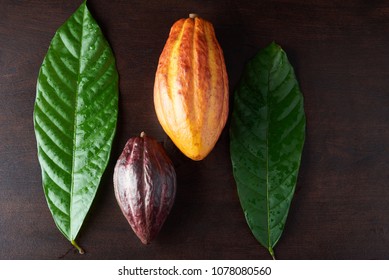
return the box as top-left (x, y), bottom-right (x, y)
top-left (33, 1), bottom-right (118, 252)
top-left (230, 42), bottom-right (305, 259)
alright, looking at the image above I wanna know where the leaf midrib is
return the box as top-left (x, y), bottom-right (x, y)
top-left (265, 44), bottom-right (281, 254)
top-left (265, 56), bottom-right (271, 253)
top-left (70, 2), bottom-right (87, 241)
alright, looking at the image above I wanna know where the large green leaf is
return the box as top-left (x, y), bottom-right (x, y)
top-left (230, 42), bottom-right (306, 259)
top-left (33, 1), bottom-right (118, 253)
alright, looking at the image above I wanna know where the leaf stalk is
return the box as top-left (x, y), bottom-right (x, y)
top-left (269, 247), bottom-right (276, 260)
top-left (71, 240), bottom-right (85, 254)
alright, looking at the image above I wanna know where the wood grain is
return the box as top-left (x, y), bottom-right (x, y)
top-left (0, 0), bottom-right (388, 259)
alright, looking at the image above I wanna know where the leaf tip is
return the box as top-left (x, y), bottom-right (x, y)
top-left (268, 41), bottom-right (281, 52)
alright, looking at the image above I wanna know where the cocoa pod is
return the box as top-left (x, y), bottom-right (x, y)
top-left (113, 132), bottom-right (176, 244)
top-left (154, 14), bottom-right (229, 161)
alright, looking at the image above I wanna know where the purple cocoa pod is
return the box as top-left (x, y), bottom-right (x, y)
top-left (113, 132), bottom-right (176, 244)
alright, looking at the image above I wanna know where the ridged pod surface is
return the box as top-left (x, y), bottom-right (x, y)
top-left (113, 132), bottom-right (176, 244)
top-left (154, 14), bottom-right (229, 160)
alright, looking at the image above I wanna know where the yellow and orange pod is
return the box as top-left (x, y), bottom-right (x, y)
top-left (154, 14), bottom-right (229, 160)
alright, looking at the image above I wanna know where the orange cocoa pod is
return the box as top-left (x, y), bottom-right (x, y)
top-left (154, 14), bottom-right (229, 160)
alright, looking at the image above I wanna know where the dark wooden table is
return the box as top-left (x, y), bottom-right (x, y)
top-left (1, 0), bottom-right (388, 260)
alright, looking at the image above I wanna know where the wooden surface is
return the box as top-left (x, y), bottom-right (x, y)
top-left (1, 0), bottom-right (388, 260)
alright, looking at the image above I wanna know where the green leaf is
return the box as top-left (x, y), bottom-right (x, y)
top-left (230, 42), bottom-right (306, 259)
top-left (33, 1), bottom-right (118, 252)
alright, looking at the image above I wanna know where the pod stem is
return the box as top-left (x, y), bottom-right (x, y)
top-left (189, 13), bottom-right (198, 19)
top-left (71, 240), bottom-right (85, 254)
top-left (140, 131), bottom-right (146, 138)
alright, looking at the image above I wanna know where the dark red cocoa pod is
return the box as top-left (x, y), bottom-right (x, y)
top-left (113, 132), bottom-right (176, 244)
